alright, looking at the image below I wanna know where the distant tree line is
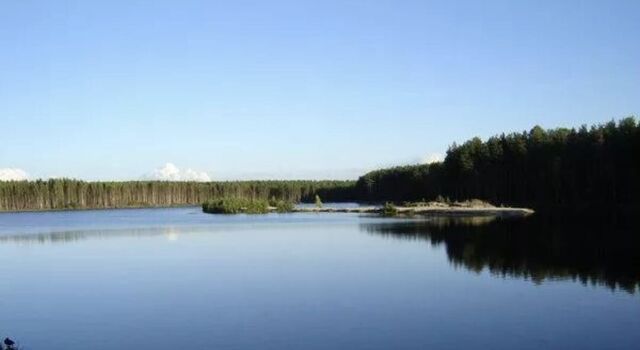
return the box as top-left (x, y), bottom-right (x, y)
top-left (356, 117), bottom-right (640, 209)
top-left (0, 180), bottom-right (355, 211)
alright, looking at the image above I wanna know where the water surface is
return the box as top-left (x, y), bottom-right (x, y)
top-left (0, 207), bottom-right (638, 349)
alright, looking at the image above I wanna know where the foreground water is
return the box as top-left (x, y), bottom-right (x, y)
top-left (0, 207), bottom-right (638, 349)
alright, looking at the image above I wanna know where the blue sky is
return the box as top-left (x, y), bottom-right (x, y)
top-left (1, 0), bottom-right (638, 180)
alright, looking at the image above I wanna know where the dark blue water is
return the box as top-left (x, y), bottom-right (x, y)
top-left (0, 207), bottom-right (638, 349)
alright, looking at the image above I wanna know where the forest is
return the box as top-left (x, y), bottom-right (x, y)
top-left (1, 118), bottom-right (638, 212)
top-left (356, 117), bottom-right (640, 210)
top-left (0, 180), bottom-right (355, 211)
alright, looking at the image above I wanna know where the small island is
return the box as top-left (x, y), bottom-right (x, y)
top-left (291, 204), bottom-right (534, 217)
top-left (202, 197), bottom-right (533, 218)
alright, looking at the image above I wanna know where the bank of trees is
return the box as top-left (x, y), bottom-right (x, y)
top-left (0, 180), bottom-right (355, 211)
top-left (356, 117), bottom-right (640, 209)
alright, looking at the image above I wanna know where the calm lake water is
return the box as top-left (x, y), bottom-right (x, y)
top-left (0, 207), bottom-right (638, 349)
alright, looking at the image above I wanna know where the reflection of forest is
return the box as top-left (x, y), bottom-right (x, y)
top-left (362, 215), bottom-right (640, 294)
top-left (4, 214), bottom-right (638, 294)
top-left (0, 226), bottom-right (208, 244)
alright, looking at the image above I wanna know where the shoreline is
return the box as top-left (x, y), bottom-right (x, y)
top-left (290, 206), bottom-right (535, 217)
top-left (0, 203), bottom-right (535, 217)
top-left (0, 204), bottom-right (201, 214)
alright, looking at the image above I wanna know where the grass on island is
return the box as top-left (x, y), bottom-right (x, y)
top-left (381, 198), bottom-right (499, 217)
top-left (401, 197), bottom-right (495, 209)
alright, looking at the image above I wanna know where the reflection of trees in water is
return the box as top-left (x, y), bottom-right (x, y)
top-left (0, 226), bottom-right (199, 244)
top-left (362, 215), bottom-right (640, 294)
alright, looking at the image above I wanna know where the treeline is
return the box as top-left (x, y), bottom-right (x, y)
top-left (3, 118), bottom-right (638, 212)
top-left (356, 117), bottom-right (640, 209)
top-left (0, 180), bottom-right (355, 212)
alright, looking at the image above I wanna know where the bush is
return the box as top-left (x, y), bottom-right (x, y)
top-left (381, 202), bottom-right (398, 216)
top-left (275, 200), bottom-right (295, 213)
top-left (203, 198), bottom-right (269, 214)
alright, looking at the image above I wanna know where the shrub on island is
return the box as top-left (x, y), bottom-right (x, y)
top-left (275, 200), bottom-right (295, 213)
top-left (381, 202), bottom-right (398, 216)
top-left (203, 198), bottom-right (269, 214)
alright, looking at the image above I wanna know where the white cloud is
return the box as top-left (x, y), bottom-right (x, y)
top-left (0, 168), bottom-right (30, 181)
top-left (421, 153), bottom-right (443, 164)
top-left (145, 163), bottom-right (211, 182)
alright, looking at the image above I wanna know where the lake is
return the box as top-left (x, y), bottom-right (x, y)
top-left (0, 207), bottom-right (638, 349)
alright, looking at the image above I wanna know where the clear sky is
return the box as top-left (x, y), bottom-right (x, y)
top-left (1, 0), bottom-right (638, 181)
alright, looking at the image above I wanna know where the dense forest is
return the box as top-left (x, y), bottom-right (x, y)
top-left (356, 117), bottom-right (640, 210)
top-left (0, 180), bottom-right (355, 211)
